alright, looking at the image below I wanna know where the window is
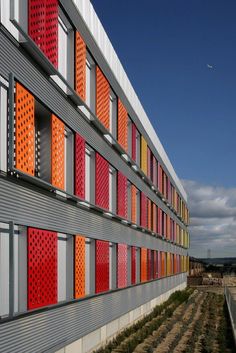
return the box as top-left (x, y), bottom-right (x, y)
top-left (57, 233), bottom-right (73, 302)
top-left (0, 222), bottom-right (10, 317)
top-left (0, 78), bottom-right (8, 173)
top-left (85, 145), bottom-right (95, 204)
top-left (53, 9), bottom-right (74, 92)
top-left (86, 52), bottom-right (96, 114)
top-left (127, 181), bottom-right (132, 221)
top-left (109, 166), bottom-right (117, 214)
top-left (109, 90), bottom-right (117, 139)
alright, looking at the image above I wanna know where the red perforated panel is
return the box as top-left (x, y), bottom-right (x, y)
top-left (158, 208), bottom-right (162, 235)
top-left (132, 123), bottom-right (136, 162)
top-left (140, 192), bottom-right (147, 228)
top-left (28, 0), bottom-right (58, 68)
top-left (147, 249), bottom-right (152, 281)
top-left (95, 153), bottom-right (109, 210)
top-left (131, 246), bottom-right (136, 285)
top-left (117, 244), bottom-right (127, 288)
top-left (75, 133), bottom-right (85, 199)
top-left (117, 172), bottom-right (127, 219)
top-left (27, 227), bottom-right (57, 310)
top-left (153, 251), bottom-right (158, 279)
top-left (95, 240), bottom-right (109, 293)
top-left (74, 235), bottom-right (85, 299)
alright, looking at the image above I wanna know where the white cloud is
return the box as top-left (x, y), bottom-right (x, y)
top-left (182, 180), bottom-right (236, 258)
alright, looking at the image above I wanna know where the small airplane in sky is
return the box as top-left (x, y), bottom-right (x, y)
top-left (207, 64), bottom-right (214, 69)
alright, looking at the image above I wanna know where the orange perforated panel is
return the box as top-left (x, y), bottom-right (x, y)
top-left (51, 114), bottom-right (65, 189)
top-left (96, 67), bottom-right (110, 130)
top-left (161, 252), bottom-right (166, 277)
top-left (15, 83), bottom-right (35, 176)
top-left (74, 235), bottom-right (85, 299)
top-left (118, 99), bottom-right (128, 152)
top-left (75, 31), bottom-right (86, 101)
top-left (140, 248), bottom-right (147, 282)
top-left (131, 185), bottom-right (137, 224)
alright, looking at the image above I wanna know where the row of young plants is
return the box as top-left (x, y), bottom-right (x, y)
top-left (94, 288), bottom-right (193, 353)
top-left (133, 290), bottom-right (204, 353)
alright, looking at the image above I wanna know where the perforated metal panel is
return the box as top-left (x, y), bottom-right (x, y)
top-left (118, 99), bottom-right (128, 152)
top-left (131, 246), bottom-right (136, 285)
top-left (141, 136), bottom-right (147, 175)
top-left (27, 227), bottom-right (57, 310)
top-left (117, 243), bottom-right (127, 289)
top-left (140, 192), bottom-right (147, 229)
top-left (28, 0), bottom-right (58, 68)
top-left (131, 123), bottom-right (136, 162)
top-left (152, 203), bottom-right (157, 233)
top-left (161, 252), bottom-right (166, 277)
top-left (148, 198), bottom-right (152, 231)
top-left (158, 207), bottom-right (162, 235)
top-left (75, 31), bottom-right (86, 101)
top-left (147, 249), bottom-right (152, 280)
top-left (117, 171), bottom-right (127, 219)
top-left (153, 251), bottom-right (158, 279)
top-left (96, 67), bottom-right (110, 130)
top-left (75, 133), bottom-right (85, 199)
top-left (51, 114), bottom-right (65, 189)
top-left (15, 82), bottom-right (35, 176)
top-left (140, 248), bottom-right (147, 282)
top-left (95, 153), bottom-right (109, 210)
top-left (131, 184), bottom-right (137, 224)
top-left (95, 240), bottom-right (109, 293)
top-left (74, 235), bottom-right (85, 299)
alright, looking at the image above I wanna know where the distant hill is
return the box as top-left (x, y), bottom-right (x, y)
top-left (199, 258), bottom-right (236, 265)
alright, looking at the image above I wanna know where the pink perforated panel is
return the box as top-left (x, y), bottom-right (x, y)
top-left (95, 240), bottom-right (109, 293)
top-left (95, 153), bottom-right (109, 210)
top-left (75, 133), bottom-right (85, 199)
top-left (117, 171), bottom-right (127, 219)
top-left (27, 227), bottom-right (57, 310)
top-left (117, 244), bottom-right (127, 289)
top-left (131, 246), bottom-right (136, 285)
top-left (140, 192), bottom-right (147, 229)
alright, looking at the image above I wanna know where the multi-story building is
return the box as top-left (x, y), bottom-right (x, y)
top-left (0, 1), bottom-right (190, 352)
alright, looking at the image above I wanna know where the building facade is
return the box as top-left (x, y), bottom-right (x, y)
top-left (0, 1), bottom-right (189, 352)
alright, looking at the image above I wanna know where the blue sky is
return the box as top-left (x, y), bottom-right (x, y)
top-left (91, 0), bottom-right (236, 257)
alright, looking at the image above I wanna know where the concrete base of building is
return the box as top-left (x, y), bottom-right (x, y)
top-left (56, 281), bottom-right (187, 353)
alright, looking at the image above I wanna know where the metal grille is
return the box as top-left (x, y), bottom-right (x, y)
top-left (141, 136), bottom-right (147, 175)
top-left (131, 184), bottom-right (137, 224)
top-left (74, 235), bottom-right (85, 299)
top-left (15, 82), bottom-right (35, 176)
top-left (75, 31), bottom-right (86, 101)
top-left (27, 227), bottom-right (57, 310)
top-left (28, 0), bottom-right (58, 68)
top-left (140, 248), bottom-right (147, 282)
top-left (95, 240), bottom-right (109, 293)
top-left (118, 99), bottom-right (128, 152)
top-left (51, 114), bottom-right (65, 189)
top-left (95, 153), bottom-right (109, 210)
top-left (75, 133), bottom-right (85, 199)
top-left (131, 123), bottom-right (136, 162)
top-left (140, 192), bottom-right (147, 229)
top-left (117, 244), bottom-right (127, 289)
top-left (117, 171), bottom-right (127, 219)
top-left (96, 67), bottom-right (110, 130)
top-left (131, 246), bottom-right (136, 285)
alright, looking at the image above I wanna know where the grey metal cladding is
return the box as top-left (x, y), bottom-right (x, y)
top-left (0, 273), bottom-right (187, 353)
top-left (0, 178), bottom-right (187, 256)
top-left (0, 30), bottom-right (186, 231)
top-left (59, 0), bottom-right (186, 202)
